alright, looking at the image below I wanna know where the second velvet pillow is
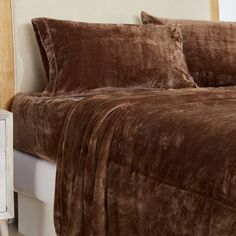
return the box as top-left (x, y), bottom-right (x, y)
top-left (141, 11), bottom-right (236, 87)
top-left (32, 18), bottom-right (196, 94)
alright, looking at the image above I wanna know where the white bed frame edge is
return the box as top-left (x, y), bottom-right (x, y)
top-left (17, 193), bottom-right (56, 236)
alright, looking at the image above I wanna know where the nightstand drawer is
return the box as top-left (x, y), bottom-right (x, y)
top-left (0, 110), bottom-right (13, 221)
top-left (0, 120), bottom-right (6, 152)
top-left (0, 151), bottom-right (6, 213)
top-left (0, 118), bottom-right (8, 212)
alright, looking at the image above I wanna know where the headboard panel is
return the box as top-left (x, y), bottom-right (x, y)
top-left (0, 0), bottom-right (14, 109)
top-left (11, 0), bottom-right (213, 93)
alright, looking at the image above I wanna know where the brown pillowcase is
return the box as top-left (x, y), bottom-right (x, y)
top-left (32, 18), bottom-right (196, 94)
top-left (141, 11), bottom-right (236, 87)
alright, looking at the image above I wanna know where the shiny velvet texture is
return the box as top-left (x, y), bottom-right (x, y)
top-left (141, 11), bottom-right (236, 87)
top-left (32, 18), bottom-right (196, 94)
top-left (12, 92), bottom-right (80, 161)
top-left (12, 87), bottom-right (236, 235)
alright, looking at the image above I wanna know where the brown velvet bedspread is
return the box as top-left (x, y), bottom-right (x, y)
top-left (12, 87), bottom-right (236, 235)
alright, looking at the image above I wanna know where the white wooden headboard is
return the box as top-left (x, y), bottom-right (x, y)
top-left (11, 0), bottom-right (213, 93)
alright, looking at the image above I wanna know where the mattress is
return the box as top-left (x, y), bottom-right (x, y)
top-left (12, 93), bottom-right (84, 162)
top-left (14, 149), bottom-right (56, 204)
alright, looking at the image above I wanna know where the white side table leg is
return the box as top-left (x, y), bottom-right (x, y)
top-left (0, 220), bottom-right (9, 236)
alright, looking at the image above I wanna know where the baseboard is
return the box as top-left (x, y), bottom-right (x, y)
top-left (17, 193), bottom-right (56, 236)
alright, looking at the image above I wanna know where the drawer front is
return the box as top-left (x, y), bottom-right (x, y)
top-left (0, 120), bottom-right (6, 152)
top-left (0, 151), bottom-right (6, 212)
top-left (0, 112), bottom-right (14, 219)
top-left (0, 119), bottom-right (6, 212)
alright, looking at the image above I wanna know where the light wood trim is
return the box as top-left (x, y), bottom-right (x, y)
top-left (210, 0), bottom-right (219, 21)
top-left (0, 0), bottom-right (14, 110)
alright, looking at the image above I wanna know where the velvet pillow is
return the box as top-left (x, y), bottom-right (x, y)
top-left (141, 11), bottom-right (236, 87)
top-left (32, 18), bottom-right (196, 94)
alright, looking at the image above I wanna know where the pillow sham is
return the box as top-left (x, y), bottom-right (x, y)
top-left (141, 11), bottom-right (236, 87)
top-left (32, 18), bottom-right (196, 94)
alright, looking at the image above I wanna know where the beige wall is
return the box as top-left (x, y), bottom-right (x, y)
top-left (12, 0), bottom-right (211, 92)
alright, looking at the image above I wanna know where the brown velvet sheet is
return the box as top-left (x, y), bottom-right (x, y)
top-left (12, 87), bottom-right (236, 235)
top-left (12, 92), bottom-right (82, 161)
top-left (32, 18), bottom-right (196, 94)
top-left (141, 12), bottom-right (236, 88)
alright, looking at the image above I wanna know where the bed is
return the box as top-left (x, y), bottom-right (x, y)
top-left (12, 86), bottom-right (236, 236)
top-left (8, 0), bottom-right (236, 236)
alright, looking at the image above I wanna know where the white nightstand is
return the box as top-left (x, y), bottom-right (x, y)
top-left (0, 110), bottom-right (14, 236)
